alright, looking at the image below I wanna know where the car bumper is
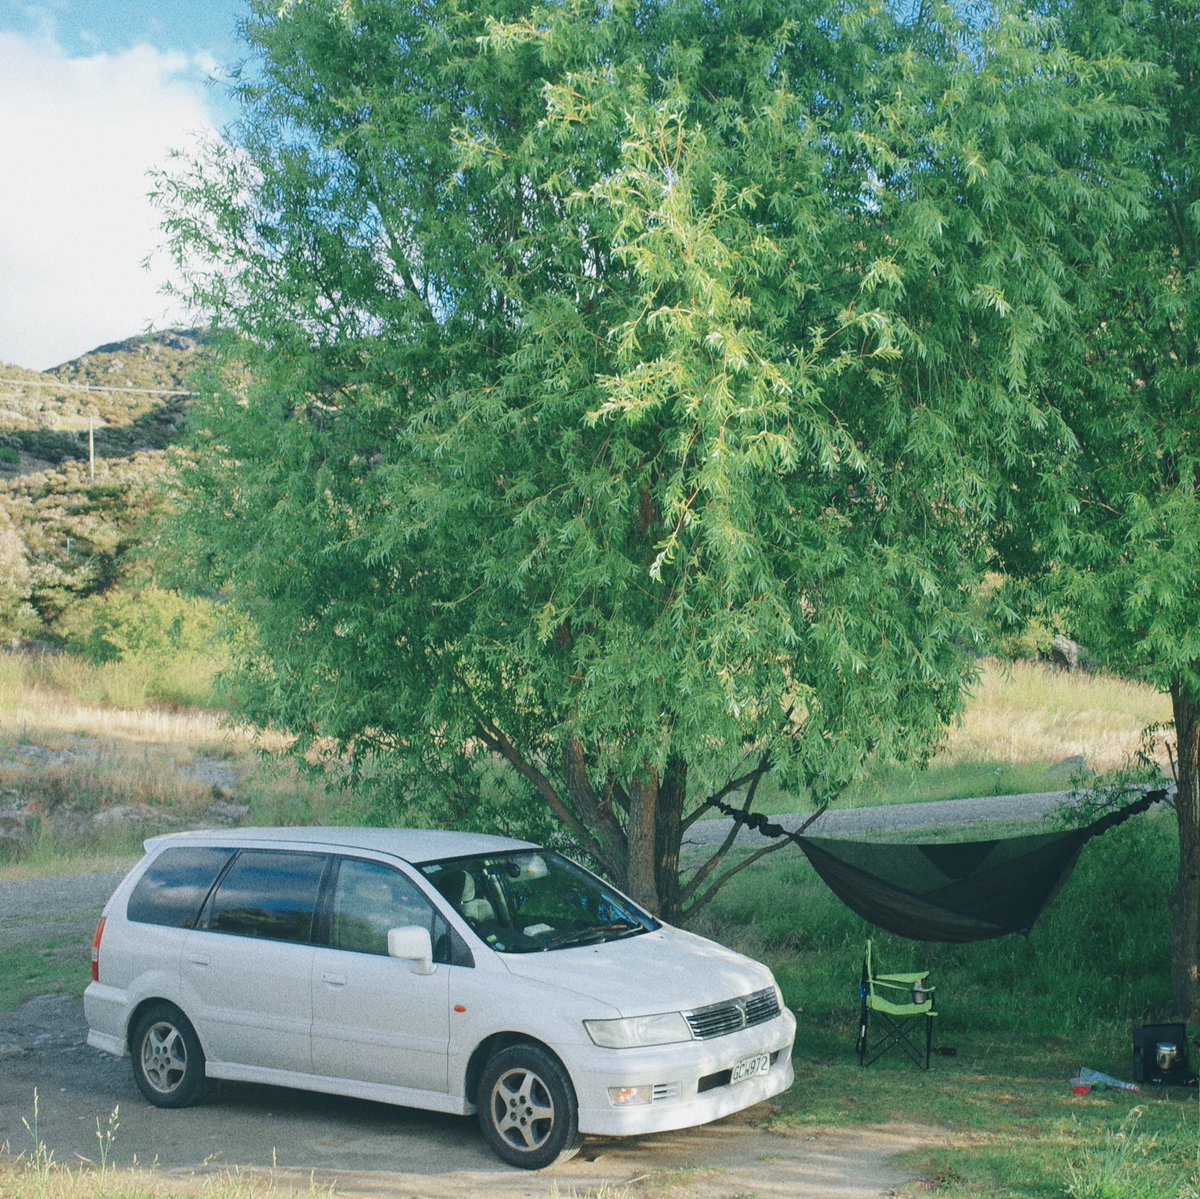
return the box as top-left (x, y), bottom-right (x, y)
top-left (569, 1009), bottom-right (796, 1136)
top-left (84, 982), bottom-right (129, 1057)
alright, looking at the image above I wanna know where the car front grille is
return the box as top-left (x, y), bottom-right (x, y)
top-left (684, 987), bottom-right (781, 1040)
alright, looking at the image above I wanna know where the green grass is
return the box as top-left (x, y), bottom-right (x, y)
top-left (685, 806), bottom-right (1191, 1197)
top-left (0, 842), bottom-right (143, 881)
top-left (0, 937), bottom-right (90, 1013)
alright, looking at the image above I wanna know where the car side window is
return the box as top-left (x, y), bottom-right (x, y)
top-left (200, 849), bottom-right (327, 943)
top-left (328, 857), bottom-right (443, 958)
top-left (126, 846), bottom-right (234, 928)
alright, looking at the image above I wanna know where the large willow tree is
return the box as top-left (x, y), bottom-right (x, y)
top-left (160, 0), bottom-right (1146, 918)
top-left (1026, 0), bottom-right (1200, 1016)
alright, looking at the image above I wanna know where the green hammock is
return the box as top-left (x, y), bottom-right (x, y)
top-left (718, 788), bottom-right (1166, 943)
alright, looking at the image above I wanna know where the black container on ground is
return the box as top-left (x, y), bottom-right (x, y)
top-left (1133, 1022), bottom-right (1193, 1086)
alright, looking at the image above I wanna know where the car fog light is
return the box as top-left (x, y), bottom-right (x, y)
top-left (608, 1085), bottom-right (653, 1106)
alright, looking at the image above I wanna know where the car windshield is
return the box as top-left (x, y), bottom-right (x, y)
top-left (419, 850), bottom-right (659, 953)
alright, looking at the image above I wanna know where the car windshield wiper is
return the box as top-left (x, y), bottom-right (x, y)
top-left (544, 922), bottom-right (644, 951)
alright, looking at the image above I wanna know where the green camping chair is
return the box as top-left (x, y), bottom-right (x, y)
top-left (856, 939), bottom-right (937, 1069)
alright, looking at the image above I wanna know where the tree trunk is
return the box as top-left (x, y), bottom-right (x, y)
top-left (626, 769), bottom-right (661, 914)
top-left (1170, 682), bottom-right (1200, 1021)
top-left (653, 758), bottom-right (687, 921)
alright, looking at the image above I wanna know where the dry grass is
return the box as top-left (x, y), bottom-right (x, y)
top-left (1, 654), bottom-right (1169, 769)
top-left (0, 653), bottom-right (247, 750)
top-left (943, 658), bottom-right (1170, 775)
top-left (0, 653), bottom-right (335, 870)
top-left (0, 650), bottom-right (1175, 868)
top-left (0, 653), bottom-right (308, 767)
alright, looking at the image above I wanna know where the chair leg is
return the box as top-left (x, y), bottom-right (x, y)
top-left (857, 999), bottom-right (868, 1067)
top-left (861, 1010), bottom-right (931, 1069)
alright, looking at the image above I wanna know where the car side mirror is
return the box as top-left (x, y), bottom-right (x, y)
top-left (387, 925), bottom-right (435, 975)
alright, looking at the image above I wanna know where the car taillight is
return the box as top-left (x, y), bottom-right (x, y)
top-left (91, 916), bottom-right (106, 983)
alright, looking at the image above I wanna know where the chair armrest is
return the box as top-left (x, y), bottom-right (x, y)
top-left (871, 979), bottom-right (936, 1000)
top-left (868, 992), bottom-right (937, 1016)
top-left (876, 970), bottom-right (930, 984)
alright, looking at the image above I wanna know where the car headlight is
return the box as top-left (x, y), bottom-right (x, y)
top-left (584, 1011), bottom-right (693, 1049)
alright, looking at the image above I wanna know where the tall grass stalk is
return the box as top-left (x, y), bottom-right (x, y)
top-left (1065, 1107), bottom-right (1196, 1199)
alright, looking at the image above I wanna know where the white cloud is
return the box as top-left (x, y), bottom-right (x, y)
top-left (0, 32), bottom-right (219, 369)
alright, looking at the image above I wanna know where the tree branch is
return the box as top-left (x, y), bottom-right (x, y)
top-left (680, 837), bottom-right (794, 920)
top-left (681, 759), bottom-right (773, 833)
top-left (679, 754), bottom-right (772, 905)
top-left (473, 717), bottom-right (610, 869)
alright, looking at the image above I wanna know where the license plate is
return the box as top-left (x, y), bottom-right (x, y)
top-left (730, 1053), bottom-right (771, 1084)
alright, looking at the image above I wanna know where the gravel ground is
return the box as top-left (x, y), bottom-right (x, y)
top-left (683, 788), bottom-right (1080, 847)
top-left (0, 869), bottom-right (128, 924)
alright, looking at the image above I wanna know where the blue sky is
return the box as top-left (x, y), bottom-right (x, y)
top-left (0, 1), bottom-right (249, 369)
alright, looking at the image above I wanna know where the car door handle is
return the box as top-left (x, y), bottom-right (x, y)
top-left (186, 953), bottom-right (210, 967)
top-left (322, 972), bottom-right (347, 987)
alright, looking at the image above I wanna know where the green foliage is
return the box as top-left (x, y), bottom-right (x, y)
top-left (0, 332), bottom-right (210, 644)
top-left (54, 586), bottom-right (231, 707)
top-left (159, 0), bottom-right (1152, 914)
top-left (0, 455), bottom-right (165, 631)
top-left (1010, 0), bottom-right (1200, 1014)
top-left (0, 509), bottom-right (37, 641)
top-left (1029, 0), bottom-right (1199, 695)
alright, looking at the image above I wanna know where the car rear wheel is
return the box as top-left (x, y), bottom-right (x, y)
top-left (130, 1003), bottom-right (207, 1108)
top-left (477, 1043), bottom-right (582, 1169)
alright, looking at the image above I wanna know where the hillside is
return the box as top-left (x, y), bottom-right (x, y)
top-left (0, 331), bottom-right (212, 642)
top-left (0, 330), bottom-right (207, 466)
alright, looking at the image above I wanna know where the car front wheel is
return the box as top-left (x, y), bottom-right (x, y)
top-left (130, 1003), bottom-right (206, 1108)
top-left (477, 1043), bottom-right (582, 1169)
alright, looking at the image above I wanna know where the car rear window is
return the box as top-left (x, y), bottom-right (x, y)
top-left (200, 849), bottom-right (328, 943)
top-left (126, 846), bottom-right (234, 928)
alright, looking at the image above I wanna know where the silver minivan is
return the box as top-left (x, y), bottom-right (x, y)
top-left (86, 827), bottom-right (795, 1168)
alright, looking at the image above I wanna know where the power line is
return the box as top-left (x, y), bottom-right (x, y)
top-left (0, 376), bottom-right (193, 398)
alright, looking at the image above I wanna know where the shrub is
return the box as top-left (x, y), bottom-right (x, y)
top-left (55, 586), bottom-right (232, 707)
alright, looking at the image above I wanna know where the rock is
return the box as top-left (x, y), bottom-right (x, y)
top-left (1049, 635), bottom-right (1085, 672)
top-left (0, 809), bottom-right (33, 856)
top-left (2, 744), bottom-right (100, 771)
top-left (0, 827), bottom-right (32, 856)
top-left (204, 800), bottom-right (251, 827)
top-left (87, 805), bottom-right (161, 835)
top-left (179, 755), bottom-right (240, 793)
top-left (1049, 755), bottom-right (1089, 778)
